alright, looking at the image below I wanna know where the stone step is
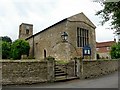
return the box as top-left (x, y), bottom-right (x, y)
top-left (55, 76), bottom-right (78, 82)
top-left (55, 67), bottom-right (60, 69)
top-left (55, 68), bottom-right (61, 71)
top-left (55, 70), bottom-right (64, 73)
top-left (55, 73), bottom-right (67, 77)
top-left (55, 76), bottom-right (67, 81)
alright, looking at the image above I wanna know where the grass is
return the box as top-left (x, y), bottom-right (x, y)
top-left (55, 60), bottom-right (69, 64)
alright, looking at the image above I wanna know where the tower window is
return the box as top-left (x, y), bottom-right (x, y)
top-left (26, 29), bottom-right (29, 34)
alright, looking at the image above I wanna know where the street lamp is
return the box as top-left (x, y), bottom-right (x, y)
top-left (61, 32), bottom-right (68, 41)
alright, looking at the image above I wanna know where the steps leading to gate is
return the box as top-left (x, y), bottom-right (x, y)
top-left (54, 65), bottom-right (67, 81)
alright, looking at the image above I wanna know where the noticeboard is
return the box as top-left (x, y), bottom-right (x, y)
top-left (83, 45), bottom-right (91, 56)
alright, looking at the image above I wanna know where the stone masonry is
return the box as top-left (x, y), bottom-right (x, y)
top-left (1, 59), bottom-right (119, 85)
top-left (19, 12), bottom-right (96, 60)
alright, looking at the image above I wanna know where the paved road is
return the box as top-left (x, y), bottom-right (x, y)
top-left (4, 71), bottom-right (118, 88)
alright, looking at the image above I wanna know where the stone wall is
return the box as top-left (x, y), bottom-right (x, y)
top-left (81, 60), bottom-right (119, 79)
top-left (26, 13), bottom-right (96, 61)
top-left (1, 59), bottom-right (119, 85)
top-left (2, 60), bottom-right (48, 85)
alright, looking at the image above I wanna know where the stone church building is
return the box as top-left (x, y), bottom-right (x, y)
top-left (19, 12), bottom-right (96, 60)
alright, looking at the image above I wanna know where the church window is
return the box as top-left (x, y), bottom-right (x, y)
top-left (77, 27), bottom-right (89, 47)
top-left (44, 49), bottom-right (47, 59)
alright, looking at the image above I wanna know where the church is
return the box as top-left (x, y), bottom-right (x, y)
top-left (19, 12), bottom-right (96, 61)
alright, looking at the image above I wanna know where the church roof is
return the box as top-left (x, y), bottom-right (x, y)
top-left (67, 12), bottom-right (96, 28)
top-left (26, 12), bottom-right (96, 40)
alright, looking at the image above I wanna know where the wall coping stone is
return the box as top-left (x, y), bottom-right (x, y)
top-left (83, 59), bottom-right (119, 62)
top-left (0, 59), bottom-right (47, 63)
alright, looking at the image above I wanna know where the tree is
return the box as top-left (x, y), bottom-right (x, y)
top-left (2, 41), bottom-right (11, 59)
top-left (1, 36), bottom-right (12, 43)
top-left (110, 42), bottom-right (120, 59)
top-left (0, 36), bottom-right (12, 59)
top-left (96, 1), bottom-right (120, 33)
top-left (11, 39), bottom-right (30, 60)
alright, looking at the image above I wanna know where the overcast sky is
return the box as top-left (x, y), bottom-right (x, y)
top-left (0, 0), bottom-right (116, 42)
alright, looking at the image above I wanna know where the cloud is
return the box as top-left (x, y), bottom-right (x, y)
top-left (0, 0), bottom-right (115, 42)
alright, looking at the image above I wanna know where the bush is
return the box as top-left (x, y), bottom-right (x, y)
top-left (11, 39), bottom-right (30, 60)
top-left (46, 56), bottom-right (55, 61)
top-left (0, 36), bottom-right (12, 59)
top-left (2, 41), bottom-right (11, 59)
top-left (110, 42), bottom-right (120, 59)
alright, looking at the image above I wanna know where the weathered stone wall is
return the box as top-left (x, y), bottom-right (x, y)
top-left (2, 60), bottom-right (48, 85)
top-left (26, 13), bottom-right (96, 61)
top-left (81, 60), bottom-right (118, 79)
top-left (27, 20), bottom-right (96, 61)
top-left (2, 59), bottom-right (118, 85)
top-left (98, 52), bottom-right (111, 59)
top-left (19, 23), bottom-right (33, 39)
top-left (67, 21), bottom-right (96, 60)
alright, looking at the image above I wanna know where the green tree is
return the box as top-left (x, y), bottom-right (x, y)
top-left (0, 36), bottom-right (12, 59)
top-left (96, 1), bottom-right (120, 32)
top-left (1, 36), bottom-right (12, 43)
top-left (110, 42), bottom-right (120, 59)
top-left (2, 41), bottom-right (11, 59)
top-left (11, 39), bottom-right (30, 60)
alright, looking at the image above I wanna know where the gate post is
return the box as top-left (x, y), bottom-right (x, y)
top-left (47, 57), bottom-right (55, 82)
top-left (76, 58), bottom-right (80, 78)
top-left (80, 57), bottom-right (83, 79)
top-left (75, 57), bottom-right (83, 79)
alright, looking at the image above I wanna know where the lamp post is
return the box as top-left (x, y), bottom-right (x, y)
top-left (61, 32), bottom-right (68, 42)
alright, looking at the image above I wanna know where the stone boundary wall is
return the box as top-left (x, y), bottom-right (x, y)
top-left (81, 60), bottom-right (119, 79)
top-left (1, 59), bottom-right (119, 85)
top-left (2, 60), bottom-right (48, 85)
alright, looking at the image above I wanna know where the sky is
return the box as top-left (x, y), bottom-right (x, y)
top-left (0, 0), bottom-right (116, 42)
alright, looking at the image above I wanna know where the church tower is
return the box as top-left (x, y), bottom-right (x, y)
top-left (19, 23), bottom-right (33, 39)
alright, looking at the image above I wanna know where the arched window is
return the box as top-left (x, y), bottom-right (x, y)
top-left (44, 49), bottom-right (47, 58)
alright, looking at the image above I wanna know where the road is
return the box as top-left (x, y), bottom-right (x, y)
top-left (3, 71), bottom-right (118, 88)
